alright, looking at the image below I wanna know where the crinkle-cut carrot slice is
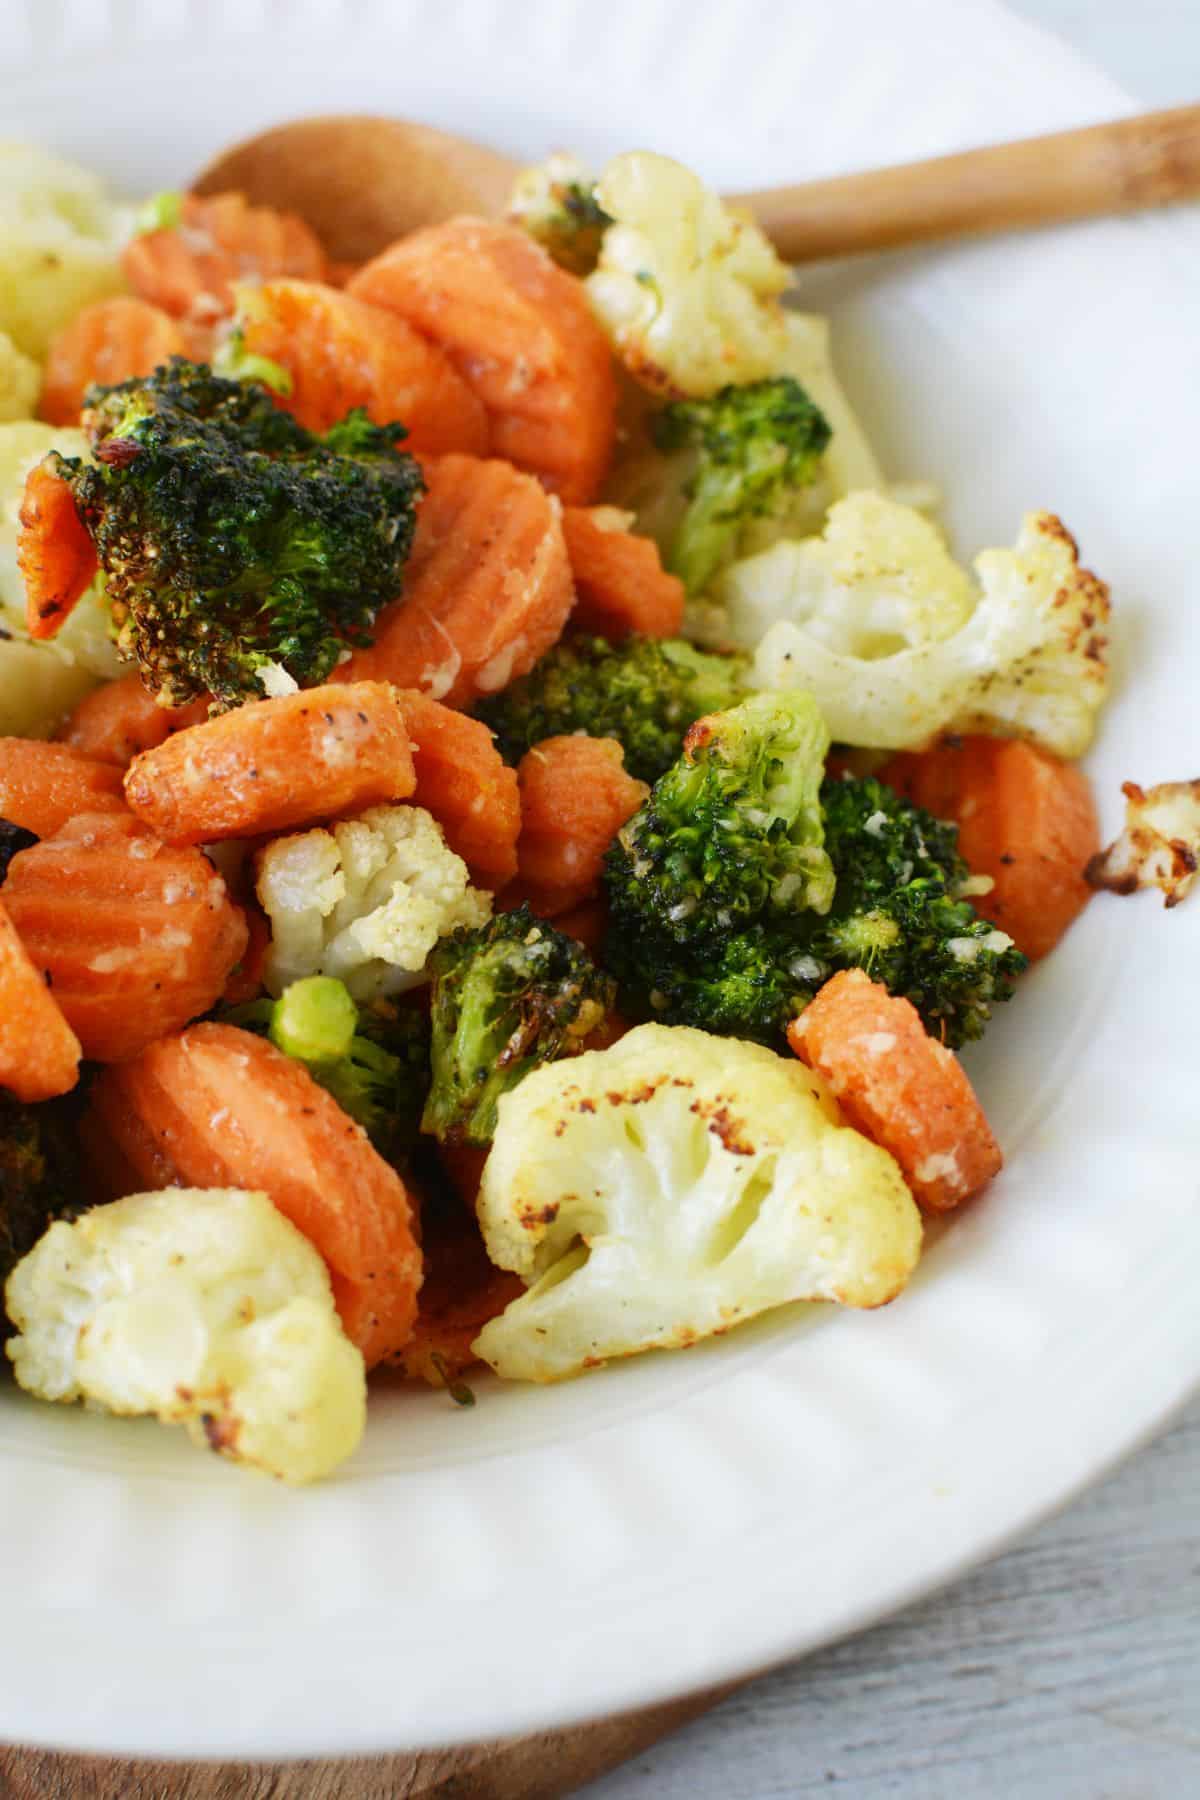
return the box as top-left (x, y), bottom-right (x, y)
top-left (59, 674), bottom-right (211, 767)
top-left (880, 735), bottom-right (1100, 961)
top-left (235, 279), bottom-right (488, 457)
top-left (389, 687), bottom-right (519, 890)
top-left (395, 1188), bottom-right (522, 1387)
top-left (122, 191), bottom-right (327, 325)
top-left (39, 297), bottom-right (188, 427)
top-left (219, 899), bottom-right (272, 1006)
top-left (17, 461), bottom-right (98, 642)
top-left (0, 738), bottom-right (126, 837)
top-left (787, 968), bottom-right (1002, 1213)
top-left (338, 455), bottom-right (574, 708)
top-left (562, 506), bottom-right (685, 640)
top-left (349, 218), bottom-right (616, 503)
top-left (2, 811), bottom-right (248, 1064)
top-left (513, 734), bottom-right (647, 917)
top-left (123, 681), bottom-right (416, 846)
top-left (0, 898), bottom-right (81, 1102)
top-left (84, 1022), bottom-right (422, 1367)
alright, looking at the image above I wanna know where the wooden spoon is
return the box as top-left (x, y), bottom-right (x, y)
top-left (194, 104), bottom-right (1200, 266)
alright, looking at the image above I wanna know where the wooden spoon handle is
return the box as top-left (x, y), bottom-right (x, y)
top-left (733, 103), bottom-right (1200, 262)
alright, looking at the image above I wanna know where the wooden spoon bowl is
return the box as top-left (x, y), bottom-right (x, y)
top-left (193, 115), bottom-right (518, 262)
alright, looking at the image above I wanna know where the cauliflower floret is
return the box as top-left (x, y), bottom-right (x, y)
top-left (0, 421), bottom-right (122, 735)
top-left (5, 1187), bottom-right (366, 1483)
top-left (586, 151), bottom-right (791, 397)
top-left (473, 1023), bottom-right (921, 1382)
top-left (753, 508), bottom-right (1110, 756)
top-left (711, 491), bottom-right (974, 656)
top-left (1085, 778), bottom-right (1200, 908)
top-left (0, 329), bottom-right (39, 422)
top-left (0, 141), bottom-right (131, 359)
top-left (257, 804), bottom-right (492, 1001)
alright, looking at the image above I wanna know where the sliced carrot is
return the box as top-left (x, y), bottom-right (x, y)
top-left (0, 739), bottom-right (126, 837)
top-left (513, 735), bottom-right (647, 916)
top-left (396, 1189), bottom-right (522, 1386)
top-left (84, 1022), bottom-right (422, 1367)
top-left (788, 968), bottom-right (1001, 1213)
top-left (562, 506), bottom-right (685, 640)
top-left (548, 895), bottom-right (608, 958)
top-left (0, 898), bottom-right (81, 1102)
top-left (59, 674), bottom-right (211, 767)
top-left (17, 461), bottom-right (98, 642)
top-left (2, 811), bottom-right (248, 1063)
top-left (122, 191), bottom-right (327, 325)
top-left (338, 455), bottom-right (575, 708)
top-left (123, 681), bottom-right (416, 846)
top-left (38, 297), bottom-right (188, 427)
top-left (219, 898), bottom-right (272, 1005)
top-left (880, 736), bottom-right (1100, 961)
top-left (349, 218), bottom-right (616, 503)
top-left (235, 279), bottom-right (488, 457)
top-left (389, 688), bottom-right (519, 890)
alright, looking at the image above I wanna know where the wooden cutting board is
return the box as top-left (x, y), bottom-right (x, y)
top-left (0, 1683), bottom-right (737, 1799)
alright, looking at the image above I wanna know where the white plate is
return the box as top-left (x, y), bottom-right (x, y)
top-left (3, 0), bottom-right (1199, 1762)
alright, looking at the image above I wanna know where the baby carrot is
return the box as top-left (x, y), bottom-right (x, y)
top-left (60, 674), bottom-right (211, 767)
top-left (397, 1190), bottom-right (522, 1387)
top-left (17, 461), bottom-right (98, 641)
top-left (391, 688), bottom-right (520, 890)
top-left (349, 217), bottom-right (617, 503)
top-left (122, 191), bottom-right (327, 325)
top-left (123, 681), bottom-right (416, 846)
top-left (1, 811), bottom-right (248, 1063)
top-left (562, 506), bottom-right (685, 640)
top-left (0, 738), bottom-right (126, 837)
top-left (39, 297), bottom-right (187, 427)
top-left (788, 968), bottom-right (1002, 1213)
top-left (0, 898), bottom-right (81, 1102)
top-left (513, 735), bottom-right (648, 916)
top-left (339, 455), bottom-right (574, 708)
top-left (233, 279), bottom-right (489, 457)
top-left (85, 1022), bottom-right (422, 1367)
top-left (881, 735), bottom-right (1100, 961)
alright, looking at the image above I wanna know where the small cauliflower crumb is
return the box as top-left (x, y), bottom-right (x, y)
top-left (5, 1187), bottom-right (366, 1484)
top-left (1086, 778), bottom-right (1200, 908)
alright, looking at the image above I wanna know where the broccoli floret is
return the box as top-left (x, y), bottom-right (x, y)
top-left (604, 688), bottom-right (834, 956)
top-left (422, 906), bottom-right (615, 1148)
top-left (0, 818), bottom-right (37, 885)
top-left (809, 774), bottom-right (1027, 1045)
top-left (652, 376), bottom-right (831, 594)
top-left (52, 359), bottom-right (424, 709)
top-left (604, 705), bottom-right (1024, 1048)
top-left (0, 1092), bottom-right (83, 1309)
top-left (475, 634), bottom-right (751, 783)
top-left (224, 976), bottom-right (430, 1160)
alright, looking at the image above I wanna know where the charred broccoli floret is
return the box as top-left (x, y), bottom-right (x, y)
top-left (808, 774), bottom-right (1027, 1045)
top-left (224, 976), bottom-right (430, 1161)
top-left (422, 906), bottom-right (615, 1148)
top-left (604, 698), bottom-right (1024, 1048)
top-left (0, 1092), bottom-right (83, 1310)
top-left (604, 689), bottom-right (834, 956)
top-left (0, 818), bottom-right (37, 885)
top-left (51, 359), bottom-right (424, 708)
top-left (475, 634), bottom-right (751, 783)
top-left (652, 376), bottom-right (831, 593)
